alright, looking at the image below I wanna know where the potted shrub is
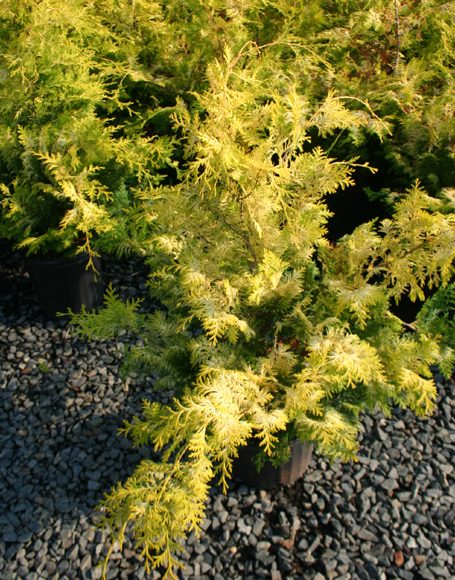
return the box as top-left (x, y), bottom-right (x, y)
top-left (243, 1), bottom-right (455, 246)
top-left (0, 0), bottom-right (175, 316)
top-left (72, 44), bottom-right (454, 577)
top-left (267, 0), bottom-right (455, 195)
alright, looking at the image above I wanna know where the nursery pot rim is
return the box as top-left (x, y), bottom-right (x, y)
top-left (25, 251), bottom-right (97, 270)
top-left (233, 438), bottom-right (313, 489)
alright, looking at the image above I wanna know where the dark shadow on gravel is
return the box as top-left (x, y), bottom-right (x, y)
top-left (0, 378), bottom-right (155, 559)
top-left (0, 246), bottom-right (158, 576)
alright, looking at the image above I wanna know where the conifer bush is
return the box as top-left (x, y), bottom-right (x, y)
top-left (72, 42), bottom-right (455, 578)
top-left (0, 0), bottom-right (452, 577)
top-left (0, 0), bottom-right (175, 261)
top-left (2, 1), bottom-right (453, 260)
top-left (250, 0), bottom-right (455, 196)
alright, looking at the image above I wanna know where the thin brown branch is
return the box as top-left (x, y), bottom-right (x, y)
top-left (394, 0), bottom-right (401, 74)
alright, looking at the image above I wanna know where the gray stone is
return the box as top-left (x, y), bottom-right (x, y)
top-left (45, 562), bottom-right (57, 575)
top-left (256, 541), bottom-right (271, 551)
top-left (56, 497), bottom-right (72, 513)
top-left (357, 529), bottom-right (378, 542)
top-left (417, 533), bottom-right (432, 550)
top-left (430, 566), bottom-right (451, 577)
top-left (252, 518), bottom-right (265, 537)
top-left (87, 480), bottom-right (101, 491)
top-left (67, 544), bottom-right (79, 561)
top-left (237, 518), bottom-right (252, 535)
top-left (418, 570), bottom-right (437, 580)
top-left (57, 560), bottom-right (69, 574)
top-left (80, 554), bottom-right (92, 572)
top-left (382, 478), bottom-right (399, 491)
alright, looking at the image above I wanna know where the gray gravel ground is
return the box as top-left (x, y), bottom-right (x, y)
top-left (1, 246), bottom-right (454, 580)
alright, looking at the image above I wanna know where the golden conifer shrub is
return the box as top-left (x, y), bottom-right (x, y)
top-left (73, 43), bottom-right (454, 578)
top-left (0, 0), bottom-right (175, 260)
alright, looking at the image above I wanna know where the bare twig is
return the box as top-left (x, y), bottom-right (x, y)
top-left (394, 0), bottom-right (401, 73)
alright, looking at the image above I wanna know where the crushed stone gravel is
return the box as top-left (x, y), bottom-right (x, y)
top-left (1, 245), bottom-right (454, 579)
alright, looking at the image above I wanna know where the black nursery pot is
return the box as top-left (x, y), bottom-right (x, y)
top-left (232, 440), bottom-right (313, 490)
top-left (25, 253), bottom-right (103, 318)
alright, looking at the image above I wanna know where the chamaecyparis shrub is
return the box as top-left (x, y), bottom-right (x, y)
top-left (259, 0), bottom-right (455, 195)
top-left (4, 0), bottom-right (450, 261)
top-left (0, 0), bottom-right (175, 261)
top-left (139, 0), bottom-right (455, 222)
top-left (72, 44), bottom-right (455, 577)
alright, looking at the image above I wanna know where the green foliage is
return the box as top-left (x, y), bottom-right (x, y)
top-left (72, 285), bottom-right (143, 340)
top-left (71, 37), bottom-right (455, 577)
top-left (311, 0), bottom-right (455, 194)
top-left (416, 284), bottom-right (455, 377)
top-left (2, 0), bottom-right (453, 259)
top-left (241, 0), bottom-right (455, 194)
top-left (0, 0), bottom-right (174, 258)
top-left (38, 359), bottom-right (51, 374)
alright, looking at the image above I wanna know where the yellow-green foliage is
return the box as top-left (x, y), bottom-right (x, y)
top-left (3, 0), bottom-right (452, 258)
top-left (71, 40), bottom-right (455, 578)
top-left (247, 0), bottom-right (455, 192)
top-left (416, 284), bottom-right (455, 377)
top-left (0, 0), bottom-right (175, 258)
